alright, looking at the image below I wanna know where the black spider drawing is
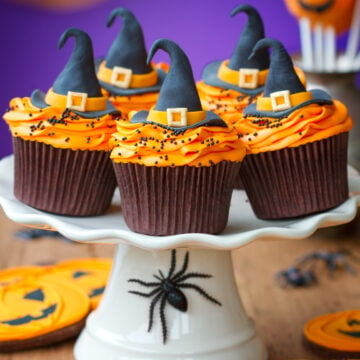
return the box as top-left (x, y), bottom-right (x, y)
top-left (128, 249), bottom-right (222, 344)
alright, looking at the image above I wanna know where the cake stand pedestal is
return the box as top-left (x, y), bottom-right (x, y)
top-left (75, 245), bottom-right (265, 360)
top-left (1, 155), bottom-right (359, 360)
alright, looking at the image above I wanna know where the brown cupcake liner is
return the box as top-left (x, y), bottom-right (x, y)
top-left (13, 138), bottom-right (116, 216)
top-left (240, 133), bottom-right (349, 219)
top-left (113, 161), bottom-right (241, 235)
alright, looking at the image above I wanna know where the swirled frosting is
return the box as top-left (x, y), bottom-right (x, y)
top-left (109, 117), bottom-right (247, 167)
top-left (102, 90), bottom-right (159, 119)
top-left (3, 97), bottom-right (121, 151)
top-left (232, 100), bottom-right (352, 154)
top-left (197, 81), bottom-right (258, 121)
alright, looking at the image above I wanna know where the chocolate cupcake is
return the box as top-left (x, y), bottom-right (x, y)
top-left (109, 39), bottom-right (246, 235)
top-left (235, 38), bottom-right (352, 219)
top-left (3, 28), bottom-right (119, 216)
top-left (96, 8), bottom-right (167, 119)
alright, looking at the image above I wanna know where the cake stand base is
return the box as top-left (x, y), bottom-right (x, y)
top-left (74, 244), bottom-right (267, 360)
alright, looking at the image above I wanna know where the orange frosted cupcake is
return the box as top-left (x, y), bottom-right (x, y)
top-left (233, 38), bottom-right (352, 219)
top-left (110, 39), bottom-right (246, 235)
top-left (197, 4), bottom-right (270, 122)
top-left (96, 8), bottom-right (166, 119)
top-left (3, 28), bottom-right (120, 216)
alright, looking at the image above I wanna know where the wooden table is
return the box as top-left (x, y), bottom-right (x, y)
top-left (0, 208), bottom-right (359, 360)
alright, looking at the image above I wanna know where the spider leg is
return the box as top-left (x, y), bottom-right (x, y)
top-left (176, 272), bottom-right (212, 283)
top-left (153, 274), bottom-right (162, 281)
top-left (159, 294), bottom-right (167, 344)
top-left (178, 283), bottom-right (221, 306)
top-left (172, 251), bottom-right (189, 281)
top-left (128, 279), bottom-right (160, 287)
top-left (159, 270), bottom-right (165, 279)
top-left (167, 249), bottom-right (177, 278)
top-left (339, 259), bottom-right (357, 276)
top-left (148, 291), bottom-right (163, 332)
top-left (129, 287), bottom-right (162, 298)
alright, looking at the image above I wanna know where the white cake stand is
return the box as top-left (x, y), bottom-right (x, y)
top-left (1, 155), bottom-right (359, 360)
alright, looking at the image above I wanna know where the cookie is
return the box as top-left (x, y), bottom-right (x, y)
top-left (304, 310), bottom-right (360, 358)
top-left (49, 258), bottom-right (112, 309)
top-left (0, 273), bottom-right (90, 352)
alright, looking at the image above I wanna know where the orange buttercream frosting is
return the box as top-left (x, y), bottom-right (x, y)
top-left (232, 100), bottom-right (352, 154)
top-left (197, 80), bottom-right (258, 121)
top-left (0, 275), bottom-right (90, 341)
top-left (3, 97), bottom-right (121, 151)
top-left (102, 90), bottom-right (160, 119)
top-left (304, 310), bottom-right (360, 352)
top-left (109, 117), bottom-right (247, 167)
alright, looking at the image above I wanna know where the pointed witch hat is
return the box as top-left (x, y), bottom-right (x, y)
top-left (96, 8), bottom-right (165, 96)
top-left (244, 38), bottom-right (333, 118)
top-left (31, 28), bottom-right (117, 118)
top-left (202, 4), bottom-right (270, 95)
top-left (131, 39), bottom-right (226, 131)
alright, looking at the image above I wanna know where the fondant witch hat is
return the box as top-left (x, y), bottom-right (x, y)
top-left (131, 39), bottom-right (226, 131)
top-left (31, 28), bottom-right (117, 118)
top-left (96, 8), bottom-right (165, 96)
top-left (202, 4), bottom-right (270, 95)
top-left (244, 38), bottom-right (333, 118)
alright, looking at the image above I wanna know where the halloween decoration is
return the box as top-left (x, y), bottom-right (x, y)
top-left (50, 258), bottom-right (112, 309)
top-left (0, 274), bottom-right (90, 352)
top-left (284, 0), bottom-right (356, 34)
top-left (128, 250), bottom-right (221, 344)
top-left (110, 39), bottom-right (246, 235)
top-left (304, 310), bottom-right (360, 358)
top-left (3, 27), bottom-right (119, 216)
top-left (296, 249), bottom-right (358, 276)
top-left (275, 266), bottom-right (317, 288)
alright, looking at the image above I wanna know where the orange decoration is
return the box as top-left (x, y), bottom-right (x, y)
top-left (304, 310), bottom-right (360, 356)
top-left (284, 0), bottom-right (356, 34)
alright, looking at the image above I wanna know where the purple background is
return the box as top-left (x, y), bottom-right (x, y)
top-left (0, 0), bottom-right (300, 159)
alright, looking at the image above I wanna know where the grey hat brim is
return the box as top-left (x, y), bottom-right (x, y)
top-left (202, 60), bottom-right (265, 96)
top-left (243, 89), bottom-right (333, 118)
top-left (130, 110), bottom-right (227, 133)
top-left (95, 58), bottom-right (165, 96)
top-left (31, 89), bottom-right (120, 118)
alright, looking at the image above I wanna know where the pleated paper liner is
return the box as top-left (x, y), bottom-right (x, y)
top-left (240, 132), bottom-right (349, 219)
top-left (113, 161), bottom-right (241, 235)
top-left (13, 137), bottom-right (116, 216)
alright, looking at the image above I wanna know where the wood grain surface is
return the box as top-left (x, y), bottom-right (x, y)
top-left (0, 208), bottom-right (359, 360)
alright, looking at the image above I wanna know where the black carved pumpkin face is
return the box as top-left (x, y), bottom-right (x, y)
top-left (284, 0), bottom-right (356, 34)
top-left (0, 275), bottom-right (90, 342)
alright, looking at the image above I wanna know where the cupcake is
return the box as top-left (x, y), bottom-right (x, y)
top-left (109, 39), bottom-right (246, 235)
top-left (96, 8), bottom-right (167, 119)
top-left (234, 38), bottom-right (353, 219)
top-left (197, 4), bottom-right (270, 122)
top-left (3, 28), bottom-right (120, 216)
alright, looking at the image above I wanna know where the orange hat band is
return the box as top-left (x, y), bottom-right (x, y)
top-left (97, 61), bottom-right (158, 89)
top-left (145, 108), bottom-right (207, 128)
top-left (45, 88), bottom-right (107, 112)
top-left (217, 60), bottom-right (268, 89)
top-left (256, 91), bottom-right (313, 112)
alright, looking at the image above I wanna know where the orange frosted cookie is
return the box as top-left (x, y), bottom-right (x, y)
top-left (96, 8), bottom-right (166, 119)
top-left (0, 274), bottom-right (90, 352)
top-left (3, 28), bottom-right (119, 216)
top-left (110, 39), bottom-right (246, 235)
top-left (234, 38), bottom-right (352, 219)
top-left (304, 310), bottom-right (360, 358)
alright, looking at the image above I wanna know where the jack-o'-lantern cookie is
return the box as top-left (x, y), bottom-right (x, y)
top-left (304, 310), bottom-right (360, 358)
top-left (49, 258), bottom-right (112, 309)
top-left (0, 266), bottom-right (46, 287)
top-left (0, 274), bottom-right (90, 352)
